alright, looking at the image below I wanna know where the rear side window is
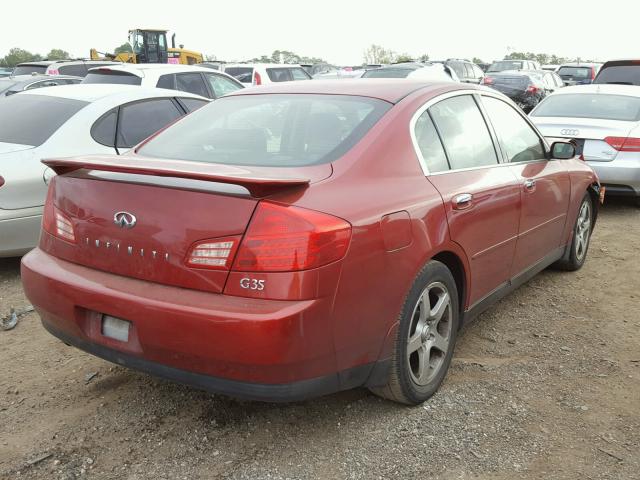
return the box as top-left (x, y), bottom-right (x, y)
top-left (138, 94), bottom-right (391, 167)
top-left (0, 95), bottom-right (87, 146)
top-left (594, 64), bottom-right (640, 85)
top-left (224, 67), bottom-right (253, 84)
top-left (176, 73), bottom-right (210, 98)
top-left (290, 68), bottom-right (311, 80)
top-left (59, 64), bottom-right (87, 77)
top-left (204, 73), bottom-right (242, 97)
top-left (413, 110), bottom-right (449, 173)
top-left (429, 95), bottom-right (498, 170)
top-left (83, 71), bottom-right (142, 85)
top-left (91, 109), bottom-right (117, 146)
top-left (12, 65), bottom-right (47, 75)
top-left (116, 99), bottom-right (183, 148)
top-left (177, 97), bottom-right (209, 112)
top-left (482, 97), bottom-right (545, 163)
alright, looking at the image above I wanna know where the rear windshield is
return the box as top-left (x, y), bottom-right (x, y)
top-left (12, 65), bottom-right (47, 75)
top-left (138, 94), bottom-right (391, 167)
top-left (82, 71), bottom-right (142, 85)
top-left (557, 67), bottom-right (592, 79)
top-left (594, 65), bottom-right (640, 86)
top-left (224, 67), bottom-right (253, 84)
top-left (0, 94), bottom-right (88, 146)
top-left (362, 68), bottom-right (414, 78)
top-left (531, 94), bottom-right (640, 122)
top-left (488, 61), bottom-right (523, 72)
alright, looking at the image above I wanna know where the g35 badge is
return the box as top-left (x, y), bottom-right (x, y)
top-left (240, 278), bottom-right (265, 291)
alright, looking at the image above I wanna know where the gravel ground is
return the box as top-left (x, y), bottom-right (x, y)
top-left (1, 198), bottom-right (638, 480)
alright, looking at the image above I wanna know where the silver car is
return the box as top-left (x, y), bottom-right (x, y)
top-left (530, 84), bottom-right (640, 205)
top-left (0, 85), bottom-right (209, 257)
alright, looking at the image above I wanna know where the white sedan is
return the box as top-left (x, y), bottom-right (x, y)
top-left (0, 84), bottom-right (209, 257)
top-left (530, 84), bottom-right (640, 205)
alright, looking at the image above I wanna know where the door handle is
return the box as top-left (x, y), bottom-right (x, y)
top-left (452, 193), bottom-right (474, 210)
top-left (524, 179), bottom-right (536, 191)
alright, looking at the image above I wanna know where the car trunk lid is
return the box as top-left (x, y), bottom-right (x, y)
top-left (42, 154), bottom-right (329, 293)
top-left (533, 117), bottom-right (636, 161)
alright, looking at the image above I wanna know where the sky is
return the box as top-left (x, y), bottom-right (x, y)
top-left (2, 0), bottom-right (640, 65)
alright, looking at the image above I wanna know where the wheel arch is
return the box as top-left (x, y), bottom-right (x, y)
top-left (587, 182), bottom-right (600, 229)
top-left (431, 250), bottom-right (467, 326)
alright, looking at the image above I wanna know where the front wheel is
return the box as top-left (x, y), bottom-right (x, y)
top-left (554, 193), bottom-right (593, 271)
top-left (370, 261), bottom-right (460, 405)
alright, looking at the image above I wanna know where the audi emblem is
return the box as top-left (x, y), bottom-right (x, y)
top-left (113, 211), bottom-right (137, 229)
top-left (560, 129), bottom-right (580, 137)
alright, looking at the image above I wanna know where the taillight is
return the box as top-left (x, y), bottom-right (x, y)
top-left (232, 202), bottom-right (351, 272)
top-left (42, 186), bottom-right (76, 243)
top-left (185, 236), bottom-right (240, 270)
top-left (482, 77), bottom-right (493, 85)
top-left (605, 136), bottom-right (640, 152)
top-left (0, 176), bottom-right (4, 188)
top-left (591, 67), bottom-right (596, 80)
top-left (526, 85), bottom-right (539, 94)
top-left (253, 71), bottom-right (262, 86)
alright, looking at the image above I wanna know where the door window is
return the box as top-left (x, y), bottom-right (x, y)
top-left (156, 74), bottom-right (175, 89)
top-left (429, 95), bottom-right (498, 170)
top-left (482, 96), bottom-right (545, 163)
top-left (204, 73), bottom-right (242, 97)
top-left (413, 110), bottom-right (449, 173)
top-left (290, 68), bottom-right (311, 80)
top-left (116, 99), bottom-right (183, 148)
top-left (175, 73), bottom-right (210, 98)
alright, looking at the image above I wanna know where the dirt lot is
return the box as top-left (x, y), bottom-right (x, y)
top-left (1, 198), bottom-right (638, 480)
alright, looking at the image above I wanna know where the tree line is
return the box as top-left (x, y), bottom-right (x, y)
top-left (0, 48), bottom-right (72, 67)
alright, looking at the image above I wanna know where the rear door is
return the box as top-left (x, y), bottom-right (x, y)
top-left (417, 93), bottom-right (521, 306)
top-left (480, 95), bottom-right (571, 276)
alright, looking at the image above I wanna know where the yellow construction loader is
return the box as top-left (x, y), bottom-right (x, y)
top-left (90, 29), bottom-right (203, 65)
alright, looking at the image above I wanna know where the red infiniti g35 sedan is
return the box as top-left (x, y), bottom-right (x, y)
top-left (22, 80), bottom-right (600, 404)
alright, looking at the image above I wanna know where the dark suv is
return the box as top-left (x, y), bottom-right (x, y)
top-left (434, 59), bottom-right (484, 84)
top-left (594, 59), bottom-right (640, 86)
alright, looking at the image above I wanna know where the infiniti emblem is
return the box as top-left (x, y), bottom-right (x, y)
top-left (113, 211), bottom-right (137, 229)
top-left (560, 128), bottom-right (579, 137)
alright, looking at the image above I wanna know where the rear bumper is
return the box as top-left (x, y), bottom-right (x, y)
top-left (587, 157), bottom-right (640, 196)
top-left (0, 208), bottom-right (42, 257)
top-left (21, 248), bottom-right (373, 401)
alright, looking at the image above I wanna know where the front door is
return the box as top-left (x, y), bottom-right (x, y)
top-left (479, 95), bottom-right (571, 276)
top-left (414, 94), bottom-right (521, 307)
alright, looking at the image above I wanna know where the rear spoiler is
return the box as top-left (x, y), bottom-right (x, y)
top-left (42, 156), bottom-right (310, 197)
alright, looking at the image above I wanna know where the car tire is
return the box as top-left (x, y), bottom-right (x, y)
top-left (370, 260), bottom-right (460, 405)
top-left (554, 193), bottom-right (593, 271)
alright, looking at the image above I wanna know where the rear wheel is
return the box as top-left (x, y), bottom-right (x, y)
top-left (371, 261), bottom-right (459, 405)
top-left (555, 193), bottom-right (593, 271)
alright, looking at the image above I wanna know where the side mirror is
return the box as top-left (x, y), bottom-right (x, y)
top-left (550, 141), bottom-right (575, 160)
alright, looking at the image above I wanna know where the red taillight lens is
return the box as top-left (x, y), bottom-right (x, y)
top-left (185, 236), bottom-right (240, 270)
top-left (526, 85), bottom-right (539, 94)
top-left (253, 71), bottom-right (262, 86)
top-left (605, 136), bottom-right (640, 152)
top-left (591, 67), bottom-right (596, 80)
top-left (42, 187), bottom-right (76, 243)
top-left (482, 77), bottom-right (493, 85)
top-left (0, 176), bottom-right (4, 188)
top-left (233, 202), bottom-right (352, 272)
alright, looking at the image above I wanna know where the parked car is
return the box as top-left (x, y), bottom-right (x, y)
top-left (223, 64), bottom-right (312, 86)
top-left (0, 85), bottom-right (209, 257)
top-left (21, 80), bottom-right (599, 405)
top-left (10, 59), bottom-right (118, 77)
top-left (482, 70), bottom-right (563, 112)
top-left (0, 67), bottom-right (12, 78)
top-left (361, 63), bottom-right (459, 82)
top-left (82, 64), bottom-right (243, 99)
top-left (594, 59), bottom-right (640, 86)
top-left (433, 59), bottom-right (484, 84)
top-left (487, 59), bottom-right (541, 73)
top-left (0, 74), bottom-right (81, 97)
top-left (530, 84), bottom-right (640, 205)
top-left (556, 63), bottom-right (602, 86)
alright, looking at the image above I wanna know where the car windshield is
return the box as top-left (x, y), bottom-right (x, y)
top-left (531, 93), bottom-right (640, 122)
top-left (362, 68), bottom-right (414, 78)
top-left (557, 67), bottom-right (591, 79)
top-left (594, 65), bottom-right (640, 86)
top-left (82, 71), bottom-right (142, 85)
top-left (0, 94), bottom-right (88, 146)
top-left (138, 94), bottom-right (391, 167)
top-left (488, 61), bottom-right (523, 72)
top-left (12, 64), bottom-right (47, 75)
